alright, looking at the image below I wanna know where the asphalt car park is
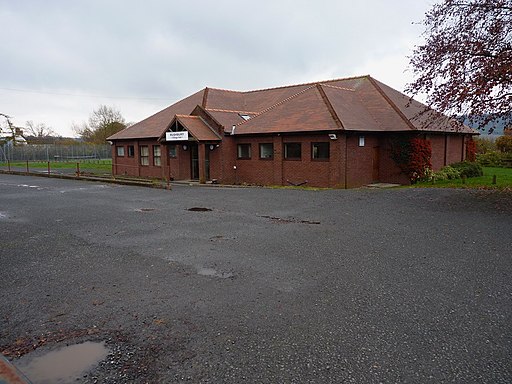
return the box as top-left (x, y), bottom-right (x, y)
top-left (1, 174), bottom-right (511, 383)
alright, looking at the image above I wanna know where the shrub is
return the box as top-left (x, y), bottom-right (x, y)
top-left (390, 137), bottom-right (432, 183)
top-left (450, 161), bottom-right (483, 178)
top-left (476, 151), bottom-right (504, 167)
top-left (433, 166), bottom-right (461, 181)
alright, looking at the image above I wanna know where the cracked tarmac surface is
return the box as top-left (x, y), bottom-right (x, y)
top-left (1, 174), bottom-right (511, 383)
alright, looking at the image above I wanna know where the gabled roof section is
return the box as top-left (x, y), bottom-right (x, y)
top-left (370, 78), bottom-right (477, 134)
top-left (233, 85), bottom-right (341, 135)
top-left (327, 76), bottom-right (415, 132)
top-left (320, 84), bottom-right (386, 131)
top-left (160, 115), bottom-right (221, 142)
top-left (108, 88), bottom-right (206, 140)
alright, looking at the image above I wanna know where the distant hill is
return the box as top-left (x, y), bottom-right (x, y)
top-left (461, 114), bottom-right (512, 135)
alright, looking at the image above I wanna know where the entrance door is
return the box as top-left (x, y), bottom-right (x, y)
top-left (372, 146), bottom-right (380, 182)
top-left (190, 143), bottom-right (199, 180)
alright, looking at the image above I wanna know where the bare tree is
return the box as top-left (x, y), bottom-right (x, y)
top-left (407, 0), bottom-right (512, 130)
top-left (25, 120), bottom-right (56, 138)
top-left (0, 113), bottom-right (16, 144)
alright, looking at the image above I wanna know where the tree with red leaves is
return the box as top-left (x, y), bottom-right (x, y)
top-left (407, 0), bottom-right (512, 130)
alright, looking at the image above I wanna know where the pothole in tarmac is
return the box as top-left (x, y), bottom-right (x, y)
top-left (187, 207), bottom-right (212, 212)
top-left (197, 266), bottom-right (234, 279)
top-left (13, 341), bottom-right (109, 384)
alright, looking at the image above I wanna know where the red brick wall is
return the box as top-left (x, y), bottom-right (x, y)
top-left (428, 134), bottom-right (447, 171)
top-left (112, 132), bottom-right (472, 187)
top-left (345, 134), bottom-right (378, 187)
top-left (113, 140), bottom-right (140, 177)
top-left (113, 139), bottom-right (165, 179)
top-left (228, 134), bottom-right (344, 187)
top-left (446, 134), bottom-right (465, 164)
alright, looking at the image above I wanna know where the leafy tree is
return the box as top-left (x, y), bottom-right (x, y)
top-left (75, 105), bottom-right (126, 144)
top-left (496, 135), bottom-right (512, 152)
top-left (407, 0), bottom-right (512, 130)
top-left (474, 136), bottom-right (497, 154)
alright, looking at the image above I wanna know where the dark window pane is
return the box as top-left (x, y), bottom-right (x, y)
top-left (284, 143), bottom-right (301, 159)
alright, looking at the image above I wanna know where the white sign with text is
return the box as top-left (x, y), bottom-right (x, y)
top-left (166, 131), bottom-right (189, 141)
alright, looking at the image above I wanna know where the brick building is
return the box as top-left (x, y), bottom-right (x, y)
top-left (108, 75), bottom-right (477, 188)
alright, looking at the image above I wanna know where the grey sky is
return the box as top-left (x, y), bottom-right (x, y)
top-left (1, 0), bottom-right (432, 136)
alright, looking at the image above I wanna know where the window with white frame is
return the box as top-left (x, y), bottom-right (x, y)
top-left (140, 146), bottom-right (149, 166)
top-left (116, 146), bottom-right (125, 157)
top-left (153, 145), bottom-right (161, 166)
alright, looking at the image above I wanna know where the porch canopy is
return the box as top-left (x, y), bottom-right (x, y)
top-left (159, 114), bottom-right (221, 143)
top-left (159, 114), bottom-right (221, 183)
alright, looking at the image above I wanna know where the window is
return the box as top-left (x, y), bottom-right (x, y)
top-left (153, 145), bottom-right (161, 166)
top-left (169, 145), bottom-right (177, 158)
top-left (312, 142), bottom-right (329, 160)
top-left (359, 136), bottom-right (365, 147)
top-left (284, 143), bottom-right (301, 160)
top-left (140, 146), bottom-right (149, 166)
top-left (259, 143), bottom-right (273, 159)
top-left (127, 145), bottom-right (135, 157)
top-left (237, 144), bottom-right (251, 159)
top-left (116, 146), bottom-right (125, 157)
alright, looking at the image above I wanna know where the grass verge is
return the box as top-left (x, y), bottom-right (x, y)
top-left (415, 167), bottom-right (512, 189)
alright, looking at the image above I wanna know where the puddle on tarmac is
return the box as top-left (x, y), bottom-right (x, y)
top-left (136, 208), bottom-right (156, 212)
top-left (197, 267), bottom-right (234, 279)
top-left (14, 341), bottom-right (109, 384)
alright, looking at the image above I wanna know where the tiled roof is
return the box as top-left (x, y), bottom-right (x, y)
top-left (233, 85), bottom-right (340, 134)
top-left (170, 115), bottom-right (221, 141)
top-left (107, 89), bottom-right (206, 140)
top-left (109, 75), bottom-right (477, 140)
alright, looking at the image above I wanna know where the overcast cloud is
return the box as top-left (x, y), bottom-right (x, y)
top-left (1, 0), bottom-right (432, 136)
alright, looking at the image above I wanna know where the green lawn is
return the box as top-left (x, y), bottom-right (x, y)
top-left (0, 159), bottom-right (112, 173)
top-left (415, 167), bottom-right (512, 189)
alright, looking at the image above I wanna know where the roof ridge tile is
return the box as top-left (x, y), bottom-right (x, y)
top-left (242, 75), bottom-right (370, 94)
top-left (320, 83), bottom-right (356, 92)
top-left (206, 108), bottom-right (257, 114)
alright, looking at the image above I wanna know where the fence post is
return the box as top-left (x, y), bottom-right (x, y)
top-left (76, 162), bottom-right (80, 177)
top-left (7, 160), bottom-right (10, 172)
top-left (492, 175), bottom-right (497, 185)
top-left (47, 161), bottom-right (51, 175)
top-left (26, 160), bottom-right (29, 174)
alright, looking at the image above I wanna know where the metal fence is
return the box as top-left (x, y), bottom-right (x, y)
top-left (0, 144), bottom-right (111, 162)
top-left (0, 159), bottom-right (113, 177)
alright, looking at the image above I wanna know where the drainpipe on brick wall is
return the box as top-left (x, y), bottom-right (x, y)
top-left (344, 136), bottom-right (348, 189)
